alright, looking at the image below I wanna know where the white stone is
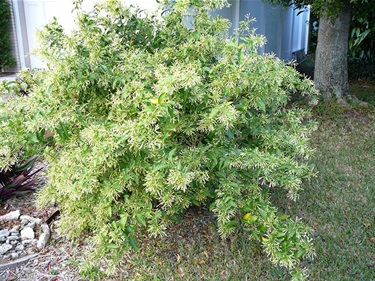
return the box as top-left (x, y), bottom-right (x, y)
top-left (15, 244), bottom-right (24, 251)
top-left (7, 235), bottom-right (20, 241)
top-left (19, 215), bottom-right (32, 222)
top-left (20, 227), bottom-right (35, 240)
top-left (0, 244), bottom-right (13, 255)
top-left (21, 239), bottom-right (34, 245)
top-left (0, 229), bottom-right (10, 237)
top-left (25, 222), bottom-right (36, 230)
top-left (10, 230), bottom-right (19, 235)
top-left (20, 215), bottom-right (42, 225)
top-left (37, 224), bottom-right (51, 249)
top-left (0, 210), bottom-right (21, 221)
top-left (11, 252), bottom-right (20, 259)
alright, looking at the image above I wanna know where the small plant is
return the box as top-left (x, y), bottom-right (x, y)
top-left (0, 155), bottom-right (42, 202)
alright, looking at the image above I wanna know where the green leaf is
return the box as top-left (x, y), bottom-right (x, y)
top-left (226, 130), bottom-right (234, 140)
top-left (225, 220), bottom-right (239, 229)
top-left (158, 93), bottom-right (166, 104)
top-left (254, 99), bottom-right (266, 111)
top-left (126, 226), bottom-right (135, 235)
top-left (135, 214), bottom-right (147, 227)
top-left (287, 230), bottom-right (296, 240)
top-left (203, 66), bottom-right (211, 73)
top-left (20, 82), bottom-right (28, 92)
top-left (15, 155), bottom-right (39, 172)
top-left (45, 84), bottom-right (54, 95)
top-left (258, 208), bottom-right (267, 219)
top-left (168, 148), bottom-right (177, 162)
top-left (129, 235), bottom-right (139, 251)
top-left (248, 215), bottom-right (258, 224)
top-left (119, 215), bottom-right (128, 228)
top-left (107, 243), bottom-right (119, 249)
top-left (152, 164), bottom-right (169, 172)
top-left (296, 248), bottom-right (306, 258)
top-left (112, 77), bottom-right (120, 88)
top-left (209, 107), bottom-right (220, 119)
top-left (278, 214), bottom-right (289, 220)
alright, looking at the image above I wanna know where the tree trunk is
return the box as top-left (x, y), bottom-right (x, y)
top-left (314, 2), bottom-right (351, 100)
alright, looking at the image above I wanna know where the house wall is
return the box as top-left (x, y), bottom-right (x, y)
top-left (9, 0), bottom-right (309, 71)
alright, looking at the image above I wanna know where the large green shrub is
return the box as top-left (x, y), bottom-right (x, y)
top-left (0, 0), bottom-right (15, 70)
top-left (0, 0), bottom-right (318, 279)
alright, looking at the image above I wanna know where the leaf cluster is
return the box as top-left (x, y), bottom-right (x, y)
top-left (0, 0), bottom-right (318, 279)
top-left (268, 0), bottom-right (375, 19)
top-left (349, 0), bottom-right (375, 62)
top-left (0, 155), bottom-right (42, 202)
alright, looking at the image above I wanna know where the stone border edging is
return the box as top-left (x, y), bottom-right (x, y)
top-left (0, 253), bottom-right (39, 271)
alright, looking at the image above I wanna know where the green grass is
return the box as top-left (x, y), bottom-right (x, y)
top-left (279, 108), bottom-right (375, 280)
top-left (350, 81), bottom-right (375, 107)
top-left (85, 87), bottom-right (375, 281)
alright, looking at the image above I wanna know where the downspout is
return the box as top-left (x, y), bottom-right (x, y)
top-left (290, 4), bottom-right (295, 58)
top-left (234, 0), bottom-right (240, 32)
top-left (304, 5), bottom-right (310, 54)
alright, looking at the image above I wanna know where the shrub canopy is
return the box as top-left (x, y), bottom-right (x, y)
top-left (0, 0), bottom-right (318, 279)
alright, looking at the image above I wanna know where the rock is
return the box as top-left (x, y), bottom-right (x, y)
top-left (0, 244), bottom-right (13, 255)
top-left (27, 222), bottom-right (37, 230)
top-left (0, 210), bottom-right (21, 221)
top-left (11, 252), bottom-right (20, 259)
top-left (20, 215), bottom-right (41, 225)
top-left (0, 236), bottom-right (6, 242)
top-left (20, 227), bottom-right (35, 240)
top-left (21, 239), bottom-right (34, 245)
top-left (10, 226), bottom-right (20, 233)
top-left (15, 244), bottom-right (24, 251)
top-left (7, 235), bottom-right (20, 241)
top-left (19, 215), bottom-right (32, 222)
top-left (0, 229), bottom-right (10, 237)
top-left (10, 240), bottom-right (18, 245)
top-left (0, 253), bottom-right (39, 271)
top-left (37, 224), bottom-right (51, 249)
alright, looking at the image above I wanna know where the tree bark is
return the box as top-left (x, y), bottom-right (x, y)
top-left (314, 2), bottom-right (351, 100)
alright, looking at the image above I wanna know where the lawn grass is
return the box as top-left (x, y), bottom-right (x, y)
top-left (278, 103), bottom-right (375, 280)
top-left (350, 80), bottom-right (375, 107)
top-left (98, 85), bottom-right (374, 281)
